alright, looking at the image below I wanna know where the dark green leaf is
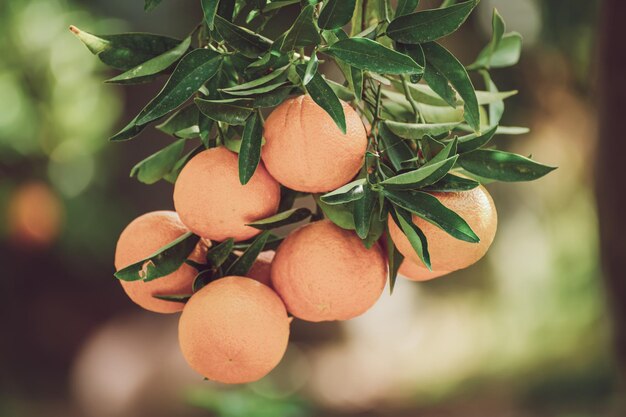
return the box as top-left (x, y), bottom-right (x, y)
top-left (319, 0), bottom-right (357, 30)
top-left (70, 26), bottom-right (181, 71)
top-left (153, 294), bottom-right (191, 302)
top-left (222, 66), bottom-right (289, 92)
top-left (222, 81), bottom-right (288, 96)
top-left (130, 140), bottom-right (185, 184)
top-left (391, 207), bottom-right (431, 270)
top-left (386, 0), bottom-right (479, 44)
top-left (193, 270), bottom-right (215, 292)
top-left (384, 189), bottom-right (479, 242)
top-left (426, 136), bottom-right (457, 165)
top-left (263, 0), bottom-right (300, 11)
top-left (114, 232), bottom-right (200, 282)
top-left (378, 123), bottom-right (416, 171)
top-left (457, 123), bottom-right (497, 153)
top-left (320, 179), bottom-right (366, 205)
top-left (458, 150), bottom-right (557, 182)
top-left (156, 104), bottom-right (199, 135)
top-left (398, 43), bottom-right (425, 83)
top-left (296, 67), bottom-right (346, 133)
top-left (324, 38), bottom-right (423, 75)
top-left (315, 196), bottom-right (355, 230)
top-left (251, 86), bottom-right (295, 107)
top-left (395, 0), bottom-right (420, 17)
top-left (133, 49), bottom-right (223, 126)
top-left (214, 15), bottom-right (272, 58)
top-left (385, 120), bottom-right (458, 139)
top-left (226, 232), bottom-right (271, 276)
top-left (303, 53), bottom-right (319, 85)
top-left (202, 0), bottom-right (220, 30)
top-left (110, 116), bottom-right (151, 142)
top-left (195, 98), bottom-right (254, 125)
top-left (247, 208), bottom-right (313, 230)
top-left (238, 112), bottom-right (264, 185)
top-left (382, 155), bottom-right (458, 188)
top-left (422, 42), bottom-right (480, 131)
top-left (421, 173), bottom-right (479, 192)
top-left (207, 238), bottom-right (235, 267)
top-left (386, 231), bottom-right (404, 294)
top-left (105, 36), bottom-right (191, 85)
top-left (280, 4), bottom-right (321, 52)
top-left (354, 184), bottom-right (376, 239)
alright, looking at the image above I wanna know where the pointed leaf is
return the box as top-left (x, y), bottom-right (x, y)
top-left (195, 98), bottom-right (254, 125)
top-left (457, 123), bottom-right (497, 153)
top-left (115, 232), bottom-right (200, 282)
top-left (214, 15), bottom-right (272, 58)
top-left (247, 208), bottom-right (313, 230)
top-left (382, 155), bottom-right (458, 188)
top-left (378, 123), bottom-right (416, 171)
top-left (315, 197), bottom-right (355, 230)
top-left (319, 0), bottom-right (357, 30)
top-left (386, 0), bottom-right (479, 44)
top-left (296, 67), bottom-right (347, 133)
top-left (325, 38), bottom-right (423, 75)
top-left (226, 232), bottom-right (271, 276)
top-left (280, 4), bottom-right (322, 52)
top-left (391, 207), bottom-right (431, 270)
top-left (395, 0), bottom-right (420, 18)
top-left (238, 111), bottom-right (264, 185)
top-left (320, 179), bottom-right (366, 205)
top-left (206, 238), bottom-right (235, 267)
top-left (386, 231), bottom-right (405, 294)
top-left (385, 120), bottom-right (458, 139)
top-left (130, 140), bottom-right (186, 184)
top-left (384, 189), bottom-right (479, 242)
top-left (421, 173), bottom-right (480, 192)
top-left (202, 0), bottom-right (220, 30)
top-left (458, 149), bottom-right (556, 182)
top-left (354, 184), bottom-right (376, 239)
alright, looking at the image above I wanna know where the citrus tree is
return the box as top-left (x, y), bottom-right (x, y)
top-left (72, 0), bottom-right (555, 384)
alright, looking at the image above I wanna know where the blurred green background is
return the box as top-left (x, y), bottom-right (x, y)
top-left (0, 0), bottom-right (620, 416)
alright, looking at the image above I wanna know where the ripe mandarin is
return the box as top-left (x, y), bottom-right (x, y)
top-left (262, 95), bottom-right (367, 193)
top-left (271, 220), bottom-right (387, 322)
top-left (173, 147), bottom-right (280, 242)
top-left (388, 185), bottom-right (497, 272)
top-left (114, 211), bottom-right (206, 313)
top-left (178, 276), bottom-right (290, 384)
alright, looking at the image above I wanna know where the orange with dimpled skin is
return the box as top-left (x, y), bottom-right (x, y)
top-left (262, 95), bottom-right (368, 193)
top-left (114, 211), bottom-right (206, 314)
top-left (178, 276), bottom-right (290, 384)
top-left (388, 186), bottom-right (497, 272)
top-left (173, 147), bottom-right (281, 242)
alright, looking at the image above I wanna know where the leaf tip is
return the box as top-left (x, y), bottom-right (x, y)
top-left (69, 25), bottom-right (80, 35)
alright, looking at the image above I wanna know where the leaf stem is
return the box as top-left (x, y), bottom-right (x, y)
top-left (401, 75), bottom-right (423, 123)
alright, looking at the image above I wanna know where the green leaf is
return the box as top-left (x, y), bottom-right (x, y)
top-left (226, 232), bottom-right (271, 276)
top-left (386, 0), bottom-right (479, 44)
top-left (467, 8), bottom-right (504, 70)
top-left (251, 86), bottom-right (294, 108)
top-left (222, 66), bottom-right (289, 92)
top-left (163, 144), bottom-right (204, 183)
top-left (280, 4), bottom-right (321, 52)
top-left (469, 32), bottom-right (522, 70)
top-left (302, 53), bottom-right (319, 85)
top-left (105, 36), bottom-right (191, 85)
top-left (422, 42), bottom-right (480, 131)
top-left (69, 26), bottom-right (181, 71)
top-left (130, 140), bottom-right (185, 184)
top-left (214, 15), bottom-right (272, 58)
top-left (457, 123), bottom-right (497, 153)
top-left (192, 270), bottom-right (215, 293)
top-left (114, 232), bottom-right (200, 282)
top-left (354, 184), bottom-right (376, 239)
top-left (421, 173), bottom-right (479, 192)
top-left (382, 155), bottom-right (458, 188)
top-left (426, 136), bottom-right (457, 164)
top-left (324, 38), bottom-right (423, 75)
top-left (296, 67), bottom-right (347, 134)
top-left (315, 197), bottom-right (355, 230)
top-left (195, 98), bottom-right (254, 125)
top-left (384, 189), bottom-right (479, 242)
top-left (156, 104), bottom-right (199, 135)
top-left (145, 0), bottom-right (164, 11)
top-left (153, 294), bottom-right (192, 302)
top-left (206, 238), bottom-right (235, 268)
top-left (386, 231), bottom-right (404, 294)
top-left (202, 0), bottom-right (220, 30)
top-left (391, 207), bottom-right (431, 270)
top-left (384, 120), bottom-right (458, 139)
top-left (395, 0), bottom-right (420, 18)
top-left (238, 111), bottom-right (264, 185)
top-left (326, 79), bottom-right (357, 101)
top-left (263, 0), bottom-right (300, 11)
top-left (458, 150), bottom-right (556, 182)
top-left (378, 123), bottom-right (416, 171)
top-left (319, 0), bottom-right (357, 30)
top-left (131, 49), bottom-right (223, 127)
top-left (320, 179), bottom-right (366, 205)
top-left (247, 208), bottom-right (312, 230)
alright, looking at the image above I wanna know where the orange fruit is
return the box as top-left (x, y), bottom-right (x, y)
top-left (399, 260), bottom-right (451, 282)
top-left (388, 185), bottom-right (497, 271)
top-left (271, 220), bottom-right (387, 322)
top-left (7, 181), bottom-right (63, 248)
top-left (114, 211), bottom-right (206, 314)
top-left (178, 276), bottom-right (290, 384)
top-left (247, 250), bottom-right (275, 287)
top-left (262, 95), bottom-right (368, 193)
top-left (173, 147), bottom-right (281, 242)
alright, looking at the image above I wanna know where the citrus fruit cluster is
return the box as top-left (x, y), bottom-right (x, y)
top-left (114, 96), bottom-right (497, 383)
